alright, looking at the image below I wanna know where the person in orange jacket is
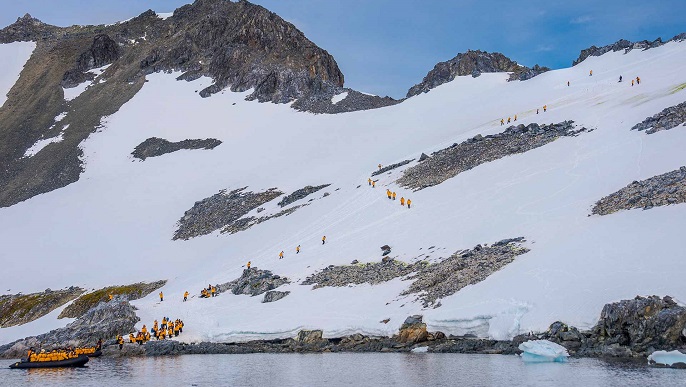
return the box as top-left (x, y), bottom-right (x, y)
top-left (246, 261), bottom-right (251, 269)
top-left (378, 163), bottom-right (382, 170)
top-left (514, 114), bottom-right (517, 121)
top-left (392, 192), bottom-right (396, 200)
top-left (543, 105), bottom-right (547, 112)
top-left (368, 178), bottom-right (372, 186)
top-left (636, 76), bottom-right (640, 85)
top-left (631, 79), bottom-right (634, 86)
top-left (500, 118), bottom-right (504, 126)
top-left (296, 245), bottom-right (301, 254)
top-left (109, 294), bottom-right (113, 301)
top-left (407, 199), bottom-right (412, 209)
top-left (183, 291), bottom-right (189, 302)
top-left (589, 70), bottom-right (593, 76)
top-left (386, 189), bottom-right (392, 199)
top-left (400, 197), bottom-right (405, 206)
top-left (279, 251), bottom-right (284, 259)
top-left (322, 235), bottom-right (326, 245)
top-left (211, 286), bottom-right (216, 297)
top-left (507, 117), bottom-right (511, 123)
top-left (159, 291), bottom-right (164, 302)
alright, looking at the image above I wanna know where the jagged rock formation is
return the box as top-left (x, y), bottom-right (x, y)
top-left (61, 34), bottom-right (120, 88)
top-left (402, 238), bottom-right (529, 307)
top-left (132, 137), bottom-right (222, 160)
top-left (291, 86), bottom-right (400, 113)
top-left (173, 187), bottom-right (282, 240)
top-left (592, 167), bottom-right (686, 215)
top-left (0, 300), bottom-right (139, 358)
top-left (58, 280), bottom-right (166, 319)
top-left (0, 287), bottom-right (84, 328)
top-left (301, 260), bottom-right (428, 289)
top-left (372, 159), bottom-right (414, 176)
top-left (278, 184), bottom-right (330, 207)
top-left (631, 101), bottom-right (686, 134)
top-left (407, 50), bottom-right (548, 97)
top-left (397, 121), bottom-right (589, 190)
top-left (573, 33), bottom-right (686, 66)
top-left (218, 268), bottom-right (289, 297)
top-left (508, 64), bottom-right (551, 82)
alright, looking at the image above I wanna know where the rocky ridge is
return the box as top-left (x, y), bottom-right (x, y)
top-left (631, 101), bottom-right (686, 135)
top-left (173, 187), bottom-right (282, 240)
top-left (278, 184), bottom-right (330, 207)
top-left (218, 268), bottom-right (290, 297)
top-left (372, 159), bottom-right (414, 176)
top-left (397, 121), bottom-right (588, 190)
top-left (221, 204), bottom-right (306, 234)
top-left (0, 287), bottom-right (84, 328)
top-left (301, 260), bottom-right (428, 289)
top-left (573, 33), bottom-right (686, 66)
top-left (58, 280), bottom-right (166, 319)
top-left (591, 167), bottom-right (686, 215)
top-left (132, 137), bottom-right (222, 160)
top-left (406, 50), bottom-right (549, 98)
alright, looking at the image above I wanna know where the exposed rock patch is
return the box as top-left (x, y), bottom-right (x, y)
top-left (221, 205), bottom-right (305, 234)
top-left (0, 287), bottom-right (84, 328)
top-left (407, 50), bottom-right (548, 98)
top-left (631, 101), bottom-right (686, 134)
top-left (61, 34), bottom-right (120, 88)
top-left (573, 33), bottom-right (686, 66)
top-left (58, 280), bottom-right (166, 319)
top-left (402, 238), bottom-right (529, 307)
top-left (218, 268), bottom-right (290, 297)
top-left (372, 159), bottom-right (414, 176)
top-left (301, 260), bottom-right (428, 289)
top-left (292, 87), bottom-right (400, 114)
top-left (0, 300), bottom-right (139, 358)
top-left (592, 167), bottom-right (686, 215)
top-left (278, 184), bottom-right (330, 207)
top-left (174, 187), bottom-right (282, 240)
top-left (262, 290), bottom-right (290, 303)
top-left (397, 121), bottom-right (588, 190)
top-left (132, 137), bottom-right (222, 160)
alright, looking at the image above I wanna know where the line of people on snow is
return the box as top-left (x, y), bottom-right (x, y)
top-left (277, 235), bottom-right (326, 259)
top-left (368, 175), bottom-right (412, 209)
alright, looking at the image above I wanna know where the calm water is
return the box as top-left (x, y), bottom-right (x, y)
top-left (1, 353), bottom-right (685, 387)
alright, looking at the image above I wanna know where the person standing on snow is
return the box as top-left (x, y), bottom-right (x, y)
top-left (368, 178), bottom-right (372, 186)
top-left (507, 117), bottom-right (511, 124)
top-left (514, 114), bottom-right (517, 121)
top-left (619, 75), bottom-right (623, 82)
top-left (392, 192), bottom-right (396, 200)
top-left (400, 197), bottom-right (405, 206)
top-left (296, 245), bottom-right (301, 254)
top-left (589, 70), bottom-right (593, 76)
top-left (636, 76), bottom-right (640, 85)
top-left (183, 291), bottom-right (189, 302)
top-left (543, 105), bottom-right (547, 112)
top-left (246, 261), bottom-right (251, 269)
top-left (372, 181), bottom-right (376, 188)
top-left (322, 236), bottom-right (326, 245)
top-left (159, 291), bottom-right (164, 302)
top-left (500, 118), bottom-right (504, 126)
top-left (407, 199), bottom-right (412, 209)
top-left (279, 251), bottom-right (284, 259)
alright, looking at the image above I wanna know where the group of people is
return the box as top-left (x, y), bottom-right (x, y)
top-left (367, 177), bottom-right (413, 209)
top-left (200, 284), bottom-right (218, 298)
top-left (26, 347), bottom-right (79, 362)
top-left (277, 236), bottom-right (326, 259)
top-left (501, 106), bottom-right (547, 126)
top-left (150, 318), bottom-right (184, 341)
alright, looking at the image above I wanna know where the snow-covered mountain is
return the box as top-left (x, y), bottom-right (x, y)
top-left (1, 0), bottom-right (686, 347)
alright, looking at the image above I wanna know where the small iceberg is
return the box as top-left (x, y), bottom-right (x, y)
top-left (518, 340), bottom-right (569, 363)
top-left (648, 350), bottom-right (686, 367)
top-left (411, 346), bottom-right (429, 353)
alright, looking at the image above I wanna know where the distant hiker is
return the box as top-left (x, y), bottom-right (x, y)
top-left (631, 79), bottom-right (634, 86)
top-left (279, 251), bottom-right (284, 259)
top-left (392, 192), bottom-right (396, 200)
top-left (108, 294), bottom-right (113, 301)
top-left (407, 199), bottom-right (412, 209)
top-left (129, 333), bottom-right (136, 344)
top-left (142, 325), bottom-right (148, 335)
top-left (636, 76), bottom-right (640, 85)
top-left (183, 291), bottom-right (188, 302)
top-left (589, 70), bottom-right (593, 76)
top-left (296, 245), bottom-right (301, 254)
top-left (400, 197), bottom-right (405, 206)
top-left (372, 181), bottom-right (376, 188)
top-left (211, 286), bottom-right (216, 297)
top-left (378, 164), bottom-right (382, 170)
top-left (619, 75), bottom-right (623, 82)
top-left (536, 108), bottom-right (539, 114)
top-left (386, 189), bottom-right (391, 199)
top-left (368, 178), bottom-right (372, 186)
top-left (117, 335), bottom-right (124, 350)
top-left (500, 118), bottom-right (504, 126)
top-left (246, 261), bottom-right (251, 269)
top-left (159, 291), bottom-right (164, 302)
top-left (514, 114), bottom-right (517, 121)
top-left (322, 236), bottom-right (326, 245)
top-left (543, 105), bottom-right (547, 112)
top-left (507, 117), bottom-right (511, 123)
top-left (567, 81), bottom-right (570, 86)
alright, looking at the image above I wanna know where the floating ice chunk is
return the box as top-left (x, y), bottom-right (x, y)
top-left (411, 346), bottom-right (429, 353)
top-left (648, 350), bottom-right (686, 366)
top-left (518, 340), bottom-right (569, 363)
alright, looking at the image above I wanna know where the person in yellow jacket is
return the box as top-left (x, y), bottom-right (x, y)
top-left (500, 118), bottom-right (504, 126)
top-left (159, 291), bottom-right (164, 302)
top-left (589, 70), bottom-right (593, 76)
top-left (117, 335), bottom-right (124, 350)
top-left (296, 245), bottom-right (301, 254)
top-left (636, 76), bottom-right (640, 85)
top-left (392, 192), bottom-right (396, 200)
top-left (514, 114), bottom-right (517, 121)
top-left (183, 291), bottom-right (189, 302)
top-left (407, 199), bottom-right (412, 209)
top-left (246, 261), bottom-right (251, 269)
top-left (322, 235), bottom-right (326, 245)
top-left (168, 326), bottom-right (174, 338)
top-left (368, 178), bottom-right (372, 186)
top-left (507, 117), bottom-right (511, 123)
top-left (129, 333), bottom-right (136, 344)
top-left (108, 294), bottom-right (113, 301)
top-left (174, 323), bottom-right (180, 337)
top-left (378, 163), bottom-right (382, 170)
top-left (386, 189), bottom-right (391, 199)
top-left (400, 197), bottom-right (405, 206)
top-left (371, 181), bottom-right (376, 188)
top-left (279, 250), bottom-right (284, 259)
top-left (211, 286), bottom-right (216, 297)
top-left (543, 105), bottom-right (547, 112)
top-left (141, 325), bottom-right (148, 334)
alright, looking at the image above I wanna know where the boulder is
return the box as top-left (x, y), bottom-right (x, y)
top-left (397, 315), bottom-right (429, 344)
top-left (262, 290), bottom-right (290, 303)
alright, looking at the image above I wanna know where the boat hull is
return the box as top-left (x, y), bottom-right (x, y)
top-left (9, 355), bottom-right (89, 369)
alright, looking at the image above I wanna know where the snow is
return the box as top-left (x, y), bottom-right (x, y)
top-left (0, 42), bottom-right (36, 108)
top-left (648, 350), bottom-right (686, 366)
top-left (519, 340), bottom-right (569, 363)
top-left (331, 91), bottom-right (348, 104)
top-left (2, 41), bottom-right (686, 345)
top-left (62, 64), bottom-right (111, 101)
top-left (410, 346), bottom-right (429, 353)
top-left (0, 303), bottom-right (75, 346)
top-left (23, 133), bottom-right (65, 158)
top-left (157, 12), bottom-right (174, 20)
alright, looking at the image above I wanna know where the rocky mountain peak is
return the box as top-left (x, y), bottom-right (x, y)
top-left (573, 33), bottom-right (686, 66)
top-left (0, 13), bottom-right (54, 42)
top-left (406, 50), bottom-right (548, 98)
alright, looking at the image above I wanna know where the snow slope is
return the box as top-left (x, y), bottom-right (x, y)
top-left (0, 42), bottom-right (35, 107)
top-left (2, 41), bottom-right (686, 345)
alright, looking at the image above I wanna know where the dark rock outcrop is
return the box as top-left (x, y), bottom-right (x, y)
top-left (58, 280), bottom-right (166, 319)
top-left (0, 300), bottom-right (139, 358)
top-left (218, 268), bottom-right (289, 297)
top-left (301, 260), bottom-right (428, 289)
top-left (278, 184), bottom-right (330, 207)
top-left (407, 50), bottom-right (547, 97)
top-left (398, 121), bottom-right (589, 190)
top-left (631, 101), bottom-right (686, 135)
top-left (291, 87), bottom-right (401, 114)
top-left (62, 34), bottom-right (121, 88)
top-left (132, 137), bottom-right (222, 160)
top-left (0, 14), bottom-right (57, 43)
top-left (0, 287), bottom-right (84, 328)
top-left (592, 167), bottom-right (686, 215)
top-left (573, 33), bottom-right (686, 66)
top-left (262, 290), bottom-right (290, 303)
top-left (371, 159), bottom-right (414, 176)
top-left (173, 187), bottom-right (282, 240)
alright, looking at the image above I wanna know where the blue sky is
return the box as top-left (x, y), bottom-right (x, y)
top-left (1, 0), bottom-right (684, 98)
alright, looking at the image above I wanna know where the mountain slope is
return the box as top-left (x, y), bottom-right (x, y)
top-left (1, 9), bottom-right (686, 345)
